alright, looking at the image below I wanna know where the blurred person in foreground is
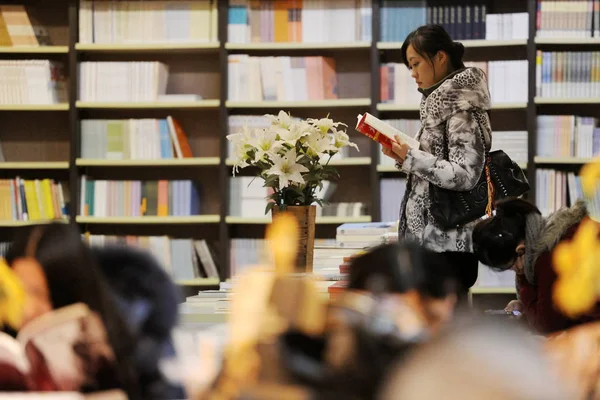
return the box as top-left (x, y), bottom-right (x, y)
top-left (285, 242), bottom-right (460, 399)
top-left (5, 223), bottom-right (140, 398)
top-left (379, 319), bottom-right (570, 400)
top-left (207, 241), bottom-right (460, 400)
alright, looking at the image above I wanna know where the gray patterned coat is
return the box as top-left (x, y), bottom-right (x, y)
top-left (397, 67), bottom-right (492, 253)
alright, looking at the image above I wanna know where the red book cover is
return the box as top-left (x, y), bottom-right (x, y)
top-left (355, 113), bottom-right (420, 150)
top-left (355, 113), bottom-right (395, 149)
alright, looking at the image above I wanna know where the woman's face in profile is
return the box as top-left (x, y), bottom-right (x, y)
top-left (11, 257), bottom-right (53, 325)
top-left (406, 44), bottom-right (438, 89)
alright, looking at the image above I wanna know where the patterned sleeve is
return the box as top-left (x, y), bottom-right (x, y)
top-left (401, 110), bottom-right (486, 191)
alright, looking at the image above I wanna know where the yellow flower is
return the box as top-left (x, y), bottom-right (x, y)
top-left (553, 218), bottom-right (600, 317)
top-left (580, 159), bottom-right (600, 198)
top-left (0, 257), bottom-right (24, 329)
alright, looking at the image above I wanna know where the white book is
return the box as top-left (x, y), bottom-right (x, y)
top-left (356, 113), bottom-right (420, 149)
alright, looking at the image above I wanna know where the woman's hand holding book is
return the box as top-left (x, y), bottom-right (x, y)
top-left (381, 135), bottom-right (410, 166)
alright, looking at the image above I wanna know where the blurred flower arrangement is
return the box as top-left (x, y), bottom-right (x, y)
top-left (0, 257), bottom-right (24, 330)
top-left (226, 111), bottom-right (358, 214)
top-left (553, 159), bottom-right (600, 317)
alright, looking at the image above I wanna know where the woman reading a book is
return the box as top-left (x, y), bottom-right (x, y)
top-left (380, 25), bottom-right (492, 296)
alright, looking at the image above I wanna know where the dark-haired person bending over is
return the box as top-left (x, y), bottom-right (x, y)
top-left (380, 24), bottom-right (492, 296)
top-left (473, 198), bottom-right (600, 335)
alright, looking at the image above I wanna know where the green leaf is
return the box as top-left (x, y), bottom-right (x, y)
top-left (264, 202), bottom-right (275, 215)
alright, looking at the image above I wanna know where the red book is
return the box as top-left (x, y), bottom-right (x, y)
top-left (355, 113), bottom-right (420, 150)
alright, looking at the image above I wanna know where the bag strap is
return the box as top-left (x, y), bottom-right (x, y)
top-left (475, 113), bottom-right (495, 217)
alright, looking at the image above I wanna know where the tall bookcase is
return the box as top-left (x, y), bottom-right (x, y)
top-left (0, 0), bottom-right (597, 286)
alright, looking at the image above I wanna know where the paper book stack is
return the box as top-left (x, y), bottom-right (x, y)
top-left (181, 282), bottom-right (233, 315)
top-left (335, 222), bottom-right (397, 248)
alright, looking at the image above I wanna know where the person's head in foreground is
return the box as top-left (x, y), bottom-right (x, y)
top-left (5, 223), bottom-right (140, 398)
top-left (379, 319), bottom-right (570, 400)
top-left (321, 242), bottom-right (459, 399)
top-left (401, 24), bottom-right (466, 89)
top-left (347, 241), bottom-right (459, 335)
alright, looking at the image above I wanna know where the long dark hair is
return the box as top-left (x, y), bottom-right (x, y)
top-left (472, 198), bottom-right (542, 270)
top-left (400, 24), bottom-right (466, 71)
top-left (5, 223), bottom-right (140, 398)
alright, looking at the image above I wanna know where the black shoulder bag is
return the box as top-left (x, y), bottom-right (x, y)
top-left (429, 117), bottom-right (530, 230)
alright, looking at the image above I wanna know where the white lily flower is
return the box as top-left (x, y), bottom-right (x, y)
top-left (333, 128), bottom-right (359, 151)
top-left (249, 129), bottom-right (283, 163)
top-left (308, 117), bottom-right (348, 134)
top-left (266, 148), bottom-right (309, 190)
top-left (305, 131), bottom-right (336, 158)
top-left (277, 121), bottom-right (312, 145)
top-left (266, 110), bottom-right (293, 129)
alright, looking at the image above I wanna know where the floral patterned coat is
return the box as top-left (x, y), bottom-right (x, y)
top-left (397, 67), bottom-right (492, 253)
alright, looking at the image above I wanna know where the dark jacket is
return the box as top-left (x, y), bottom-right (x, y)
top-left (91, 245), bottom-right (185, 399)
top-left (519, 202), bottom-right (600, 334)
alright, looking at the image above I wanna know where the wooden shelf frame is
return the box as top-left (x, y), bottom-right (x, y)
top-left (0, 104), bottom-right (69, 111)
top-left (3, 0), bottom-right (596, 283)
top-left (0, 219), bottom-right (69, 227)
top-left (0, 46), bottom-right (69, 53)
top-left (225, 98), bottom-right (371, 108)
top-left (76, 215), bottom-right (221, 224)
top-left (226, 41), bottom-right (371, 50)
top-left (377, 39), bottom-right (527, 50)
top-left (76, 100), bottom-right (220, 109)
top-left (225, 216), bottom-right (372, 225)
top-left (75, 42), bottom-right (220, 52)
top-left (0, 162), bottom-right (69, 170)
top-left (76, 158), bottom-right (221, 167)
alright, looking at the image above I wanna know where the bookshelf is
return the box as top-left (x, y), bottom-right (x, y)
top-left (0, 0), bottom-right (596, 284)
top-left (75, 100), bottom-right (221, 109)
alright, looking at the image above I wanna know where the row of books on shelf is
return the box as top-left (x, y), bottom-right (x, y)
top-left (228, 55), bottom-right (337, 102)
top-left (78, 0), bottom-right (219, 45)
top-left (228, 0), bottom-right (372, 44)
top-left (0, 179), bottom-right (67, 222)
top-left (536, 0), bottom-right (600, 38)
top-left (81, 117), bottom-right (193, 161)
top-left (381, 0), bottom-right (489, 42)
top-left (79, 178), bottom-right (200, 218)
top-left (536, 51), bottom-right (600, 99)
top-left (2, 57), bottom-right (600, 105)
top-left (79, 61), bottom-right (171, 103)
top-left (381, 60), bottom-right (528, 105)
top-left (380, 169), bottom-right (594, 222)
top-left (7, 0), bottom-right (600, 50)
top-left (0, 61), bottom-right (66, 105)
top-left (535, 169), bottom-right (592, 216)
top-left (84, 234), bottom-right (220, 282)
top-left (537, 116), bottom-right (600, 158)
top-left (0, 5), bottom-right (51, 47)
top-left (229, 176), bottom-right (367, 218)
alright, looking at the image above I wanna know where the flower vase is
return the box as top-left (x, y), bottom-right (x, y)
top-left (271, 205), bottom-right (316, 273)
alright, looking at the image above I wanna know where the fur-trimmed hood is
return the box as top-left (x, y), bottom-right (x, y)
top-left (522, 200), bottom-right (588, 286)
top-left (532, 200), bottom-right (588, 263)
top-left (419, 67), bottom-right (492, 128)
